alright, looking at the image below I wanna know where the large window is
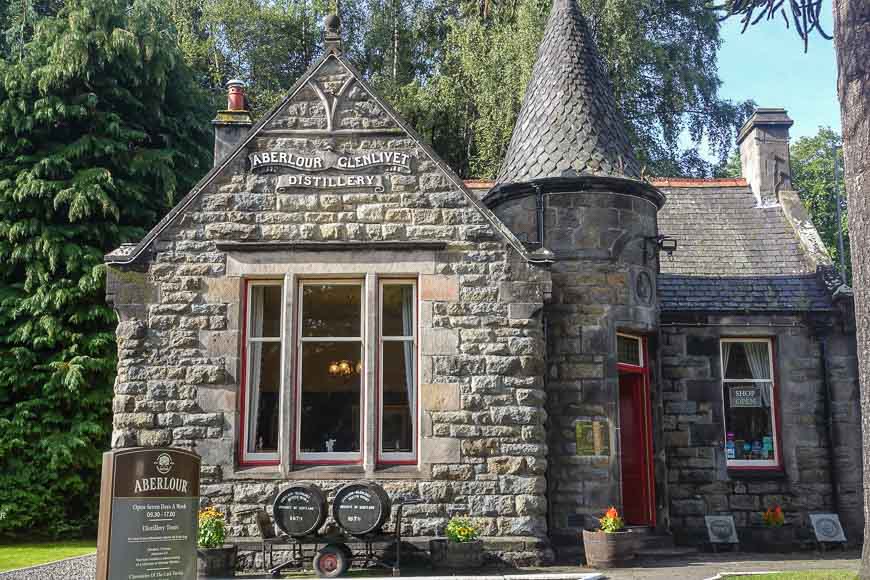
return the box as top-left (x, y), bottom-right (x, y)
top-left (241, 282), bottom-right (284, 464)
top-left (379, 281), bottom-right (417, 463)
top-left (296, 281), bottom-right (364, 463)
top-left (239, 277), bottom-right (419, 467)
top-left (721, 339), bottom-right (780, 468)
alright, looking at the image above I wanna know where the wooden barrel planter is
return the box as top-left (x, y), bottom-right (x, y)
top-left (273, 483), bottom-right (328, 537)
top-left (741, 525), bottom-right (796, 553)
top-left (429, 539), bottom-right (484, 569)
top-left (581, 529), bottom-right (636, 568)
top-left (332, 482), bottom-right (392, 536)
top-left (197, 545), bottom-right (238, 577)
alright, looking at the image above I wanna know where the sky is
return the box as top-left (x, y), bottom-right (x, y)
top-left (716, 7), bottom-right (841, 141)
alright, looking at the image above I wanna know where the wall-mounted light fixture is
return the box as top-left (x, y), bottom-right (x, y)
top-left (644, 235), bottom-right (678, 264)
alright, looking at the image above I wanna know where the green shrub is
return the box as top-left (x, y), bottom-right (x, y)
top-left (198, 508), bottom-right (226, 549)
top-left (445, 517), bottom-right (479, 543)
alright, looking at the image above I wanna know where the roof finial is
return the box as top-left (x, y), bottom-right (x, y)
top-left (324, 14), bottom-right (342, 53)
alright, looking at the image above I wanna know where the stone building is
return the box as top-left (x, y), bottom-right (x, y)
top-left (105, 0), bottom-right (862, 564)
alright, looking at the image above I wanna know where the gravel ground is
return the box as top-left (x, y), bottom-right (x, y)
top-left (0, 553), bottom-right (95, 580)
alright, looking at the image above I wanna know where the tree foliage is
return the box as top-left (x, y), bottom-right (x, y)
top-left (162, 0), bottom-right (752, 178)
top-left (790, 127), bottom-right (850, 281)
top-left (0, 0), bottom-right (212, 536)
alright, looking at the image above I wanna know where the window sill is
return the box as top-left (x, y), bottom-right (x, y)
top-left (727, 467), bottom-right (785, 479)
top-left (226, 465), bottom-right (283, 480)
top-left (226, 464), bottom-right (429, 481)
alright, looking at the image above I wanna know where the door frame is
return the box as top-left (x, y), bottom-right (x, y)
top-left (617, 334), bottom-right (656, 527)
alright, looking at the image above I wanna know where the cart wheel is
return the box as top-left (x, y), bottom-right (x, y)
top-left (313, 544), bottom-right (349, 578)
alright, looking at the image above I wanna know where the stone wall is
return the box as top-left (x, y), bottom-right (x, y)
top-left (488, 184), bottom-right (662, 544)
top-left (660, 313), bottom-right (863, 544)
top-left (106, 54), bottom-right (554, 564)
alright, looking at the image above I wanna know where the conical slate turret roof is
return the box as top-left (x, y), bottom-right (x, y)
top-left (496, 0), bottom-right (641, 183)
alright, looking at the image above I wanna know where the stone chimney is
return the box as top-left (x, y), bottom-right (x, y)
top-left (212, 79), bottom-right (253, 166)
top-left (737, 108), bottom-right (794, 206)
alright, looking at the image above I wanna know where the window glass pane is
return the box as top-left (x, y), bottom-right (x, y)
top-left (247, 342), bottom-right (281, 453)
top-left (724, 381), bottom-right (775, 462)
top-left (382, 341), bottom-right (414, 453)
top-left (723, 342), bottom-right (771, 380)
top-left (249, 285), bottom-right (282, 338)
top-left (299, 341), bottom-right (361, 453)
top-left (301, 284), bottom-right (361, 337)
top-left (617, 335), bottom-right (641, 366)
top-left (382, 284), bottom-right (414, 337)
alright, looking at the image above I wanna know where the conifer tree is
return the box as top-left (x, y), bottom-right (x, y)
top-left (0, 0), bottom-right (211, 535)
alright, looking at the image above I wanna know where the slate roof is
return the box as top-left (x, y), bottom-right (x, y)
top-left (495, 0), bottom-right (640, 184)
top-left (657, 184), bottom-right (835, 312)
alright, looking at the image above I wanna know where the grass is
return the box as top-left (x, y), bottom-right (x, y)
top-left (727, 572), bottom-right (858, 580)
top-left (0, 540), bottom-right (97, 572)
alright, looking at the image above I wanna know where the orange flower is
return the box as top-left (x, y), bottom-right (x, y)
top-left (605, 507), bottom-right (619, 520)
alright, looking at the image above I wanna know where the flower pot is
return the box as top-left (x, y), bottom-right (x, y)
top-left (581, 529), bottom-right (636, 568)
top-left (197, 545), bottom-right (238, 577)
top-left (429, 538), bottom-right (484, 569)
top-left (741, 525), bottom-right (796, 553)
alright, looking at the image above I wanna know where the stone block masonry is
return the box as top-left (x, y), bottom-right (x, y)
top-left (106, 55), bottom-right (554, 564)
top-left (660, 315), bottom-right (863, 544)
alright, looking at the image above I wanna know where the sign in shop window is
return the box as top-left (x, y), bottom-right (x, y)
top-left (720, 339), bottom-right (779, 468)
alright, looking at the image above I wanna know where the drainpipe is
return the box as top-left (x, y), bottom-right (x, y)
top-left (534, 183), bottom-right (546, 247)
top-left (817, 333), bottom-right (840, 516)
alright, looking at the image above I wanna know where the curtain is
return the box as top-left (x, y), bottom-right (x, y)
top-left (721, 342), bottom-right (733, 378)
top-left (401, 286), bottom-right (415, 443)
top-left (744, 342), bottom-right (772, 407)
top-left (248, 287), bottom-right (265, 451)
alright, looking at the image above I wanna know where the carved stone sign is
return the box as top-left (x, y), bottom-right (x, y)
top-left (276, 174), bottom-right (384, 192)
top-left (249, 149), bottom-right (412, 174)
top-left (809, 513), bottom-right (847, 543)
top-left (705, 515), bottom-right (739, 544)
top-left (96, 448), bottom-right (200, 580)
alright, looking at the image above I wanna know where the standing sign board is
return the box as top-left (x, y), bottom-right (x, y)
top-left (96, 448), bottom-right (200, 580)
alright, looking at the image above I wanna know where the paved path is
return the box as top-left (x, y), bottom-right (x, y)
top-left (0, 551), bottom-right (858, 579)
top-left (599, 551), bottom-right (860, 579)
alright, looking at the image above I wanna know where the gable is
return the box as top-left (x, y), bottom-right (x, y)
top-left (106, 53), bottom-right (532, 265)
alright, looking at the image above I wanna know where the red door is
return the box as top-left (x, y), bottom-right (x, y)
top-left (618, 371), bottom-right (655, 525)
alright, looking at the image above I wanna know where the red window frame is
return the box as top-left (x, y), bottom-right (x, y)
top-left (238, 280), bottom-right (283, 467)
top-left (721, 337), bottom-right (783, 472)
top-left (376, 279), bottom-right (419, 466)
top-left (292, 279), bottom-right (365, 466)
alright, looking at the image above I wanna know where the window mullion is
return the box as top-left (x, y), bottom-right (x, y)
top-left (279, 273), bottom-right (294, 476)
top-left (364, 273), bottom-right (377, 473)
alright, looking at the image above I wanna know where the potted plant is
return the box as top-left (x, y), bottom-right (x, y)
top-left (745, 505), bottom-right (795, 553)
top-left (429, 517), bottom-right (483, 569)
top-left (581, 507), bottom-right (636, 568)
top-left (197, 506), bottom-right (237, 577)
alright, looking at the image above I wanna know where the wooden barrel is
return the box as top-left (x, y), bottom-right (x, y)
top-left (273, 483), bottom-right (327, 537)
top-left (332, 482), bottom-right (392, 536)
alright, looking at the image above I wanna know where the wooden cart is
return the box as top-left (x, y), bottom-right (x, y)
top-left (265, 497), bottom-right (420, 578)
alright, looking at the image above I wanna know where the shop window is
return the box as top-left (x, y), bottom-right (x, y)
top-left (296, 281), bottom-right (364, 463)
top-left (241, 282), bottom-right (283, 464)
top-left (379, 281), bottom-right (417, 463)
top-left (721, 339), bottom-right (780, 468)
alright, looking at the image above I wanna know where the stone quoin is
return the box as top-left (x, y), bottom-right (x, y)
top-left (104, 0), bottom-right (862, 566)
